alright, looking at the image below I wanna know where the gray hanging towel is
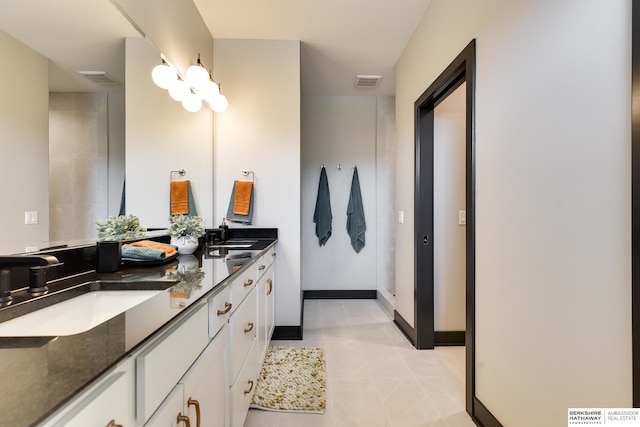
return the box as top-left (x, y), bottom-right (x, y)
top-left (346, 166), bottom-right (366, 253)
top-left (313, 166), bottom-right (333, 246)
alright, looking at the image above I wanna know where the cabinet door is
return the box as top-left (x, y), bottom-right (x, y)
top-left (49, 369), bottom-right (134, 427)
top-left (265, 267), bottom-right (275, 346)
top-left (144, 384), bottom-right (185, 427)
top-left (181, 326), bottom-right (229, 427)
top-left (257, 266), bottom-right (275, 365)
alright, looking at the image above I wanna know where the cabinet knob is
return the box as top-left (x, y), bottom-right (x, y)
top-left (267, 279), bottom-right (273, 295)
top-left (216, 302), bottom-right (232, 316)
top-left (177, 413), bottom-right (191, 427)
top-left (258, 264), bottom-right (266, 271)
top-left (188, 398), bottom-right (201, 427)
top-left (244, 379), bottom-right (255, 395)
top-left (106, 421), bottom-right (122, 427)
top-left (244, 279), bottom-right (254, 287)
top-left (244, 322), bottom-right (254, 333)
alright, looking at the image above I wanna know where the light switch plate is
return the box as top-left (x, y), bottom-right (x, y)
top-left (25, 211), bottom-right (38, 225)
top-left (458, 210), bottom-right (466, 225)
top-left (398, 211), bottom-right (404, 224)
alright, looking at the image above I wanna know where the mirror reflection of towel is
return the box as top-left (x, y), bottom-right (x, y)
top-left (313, 166), bottom-right (332, 246)
top-left (346, 167), bottom-right (366, 253)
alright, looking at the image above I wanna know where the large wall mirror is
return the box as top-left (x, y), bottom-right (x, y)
top-left (0, 0), bottom-right (144, 254)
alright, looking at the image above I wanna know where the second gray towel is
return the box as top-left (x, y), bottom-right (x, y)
top-left (313, 166), bottom-right (333, 246)
top-left (346, 167), bottom-right (366, 253)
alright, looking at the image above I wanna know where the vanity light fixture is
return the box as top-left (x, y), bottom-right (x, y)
top-left (151, 55), bottom-right (228, 113)
top-left (151, 60), bottom-right (177, 89)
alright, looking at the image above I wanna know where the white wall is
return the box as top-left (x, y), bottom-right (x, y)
top-left (433, 83), bottom-right (466, 331)
top-left (213, 39), bottom-right (301, 327)
top-left (126, 37), bottom-right (214, 229)
top-left (0, 30), bottom-right (49, 253)
top-left (395, 0), bottom-right (632, 425)
top-left (302, 96), bottom-right (378, 291)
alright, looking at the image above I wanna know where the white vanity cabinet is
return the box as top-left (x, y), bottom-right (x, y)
top-left (38, 243), bottom-right (276, 427)
top-left (257, 266), bottom-right (275, 364)
top-left (44, 364), bottom-right (135, 427)
top-left (144, 327), bottom-right (229, 427)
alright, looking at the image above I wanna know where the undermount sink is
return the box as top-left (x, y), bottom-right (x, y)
top-left (209, 240), bottom-right (257, 249)
top-left (0, 290), bottom-right (162, 337)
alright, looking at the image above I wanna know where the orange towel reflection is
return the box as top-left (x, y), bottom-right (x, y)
top-left (232, 181), bottom-right (253, 215)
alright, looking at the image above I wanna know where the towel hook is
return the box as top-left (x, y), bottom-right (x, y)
top-left (170, 169), bottom-right (186, 181)
top-left (241, 169), bottom-right (255, 183)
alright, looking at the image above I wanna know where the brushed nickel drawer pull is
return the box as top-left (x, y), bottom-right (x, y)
top-left (106, 421), bottom-right (122, 427)
top-left (244, 379), bottom-right (254, 395)
top-left (216, 302), bottom-right (232, 316)
top-left (244, 322), bottom-right (254, 333)
top-left (258, 264), bottom-right (266, 271)
top-left (244, 279), bottom-right (254, 287)
top-left (177, 413), bottom-right (191, 427)
top-left (267, 279), bottom-right (273, 295)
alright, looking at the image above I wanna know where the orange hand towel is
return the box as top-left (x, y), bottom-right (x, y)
top-left (131, 240), bottom-right (177, 258)
top-left (232, 180), bottom-right (253, 215)
top-left (170, 181), bottom-right (189, 215)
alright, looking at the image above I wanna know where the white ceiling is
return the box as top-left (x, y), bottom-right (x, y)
top-left (0, 0), bottom-right (141, 92)
top-left (193, 0), bottom-right (432, 96)
top-left (0, 0), bottom-right (431, 96)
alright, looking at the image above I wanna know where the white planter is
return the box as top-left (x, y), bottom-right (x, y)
top-left (171, 236), bottom-right (199, 255)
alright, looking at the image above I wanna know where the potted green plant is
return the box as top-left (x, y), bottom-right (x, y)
top-left (168, 215), bottom-right (205, 255)
top-left (96, 214), bottom-right (147, 241)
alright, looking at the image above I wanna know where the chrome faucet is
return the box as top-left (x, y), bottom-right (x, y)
top-left (0, 255), bottom-right (62, 306)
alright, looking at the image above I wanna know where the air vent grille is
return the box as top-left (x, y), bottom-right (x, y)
top-left (78, 71), bottom-right (119, 85)
top-left (355, 75), bottom-right (382, 88)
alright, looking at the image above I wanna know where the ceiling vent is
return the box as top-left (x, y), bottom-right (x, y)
top-left (355, 75), bottom-right (382, 88)
top-left (78, 71), bottom-right (119, 85)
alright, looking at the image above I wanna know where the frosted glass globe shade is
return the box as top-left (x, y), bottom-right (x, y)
top-left (151, 64), bottom-right (176, 89)
top-left (186, 65), bottom-right (210, 90)
top-left (210, 93), bottom-right (228, 112)
top-left (168, 80), bottom-right (190, 102)
top-left (199, 80), bottom-right (219, 102)
top-left (182, 93), bottom-right (203, 112)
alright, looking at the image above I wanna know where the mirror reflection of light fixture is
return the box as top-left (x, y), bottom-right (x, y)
top-left (151, 55), bottom-right (228, 113)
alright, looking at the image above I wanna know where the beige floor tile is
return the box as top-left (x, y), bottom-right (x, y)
top-left (244, 299), bottom-right (475, 427)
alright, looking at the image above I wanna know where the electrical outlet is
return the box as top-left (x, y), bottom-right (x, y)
top-left (25, 211), bottom-right (38, 225)
top-left (25, 246), bottom-right (39, 253)
top-left (398, 211), bottom-right (404, 224)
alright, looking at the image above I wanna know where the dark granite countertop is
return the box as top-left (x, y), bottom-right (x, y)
top-left (0, 236), bottom-right (276, 427)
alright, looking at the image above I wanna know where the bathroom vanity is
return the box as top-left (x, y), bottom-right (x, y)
top-left (0, 233), bottom-right (277, 427)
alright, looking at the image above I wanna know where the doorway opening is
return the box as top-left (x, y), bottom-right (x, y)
top-left (414, 40), bottom-right (478, 419)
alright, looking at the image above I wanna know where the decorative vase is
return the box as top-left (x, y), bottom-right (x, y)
top-left (171, 236), bottom-right (199, 255)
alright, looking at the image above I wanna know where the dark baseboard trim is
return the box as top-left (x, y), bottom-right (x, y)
top-left (271, 326), bottom-right (303, 340)
top-left (303, 290), bottom-right (377, 299)
top-left (473, 397), bottom-right (503, 427)
top-left (435, 331), bottom-right (465, 346)
top-left (393, 310), bottom-right (416, 346)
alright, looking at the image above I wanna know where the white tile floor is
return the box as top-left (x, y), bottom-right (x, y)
top-left (243, 299), bottom-right (477, 427)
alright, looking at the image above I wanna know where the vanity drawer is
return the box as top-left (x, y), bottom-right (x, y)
top-left (229, 288), bottom-right (257, 383)
top-left (230, 338), bottom-right (258, 427)
top-left (230, 263), bottom-right (257, 308)
top-left (136, 303), bottom-right (209, 424)
top-left (255, 246), bottom-right (275, 281)
top-left (208, 285), bottom-right (232, 338)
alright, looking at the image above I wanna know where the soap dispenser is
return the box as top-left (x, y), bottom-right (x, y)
top-left (219, 218), bottom-right (229, 241)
